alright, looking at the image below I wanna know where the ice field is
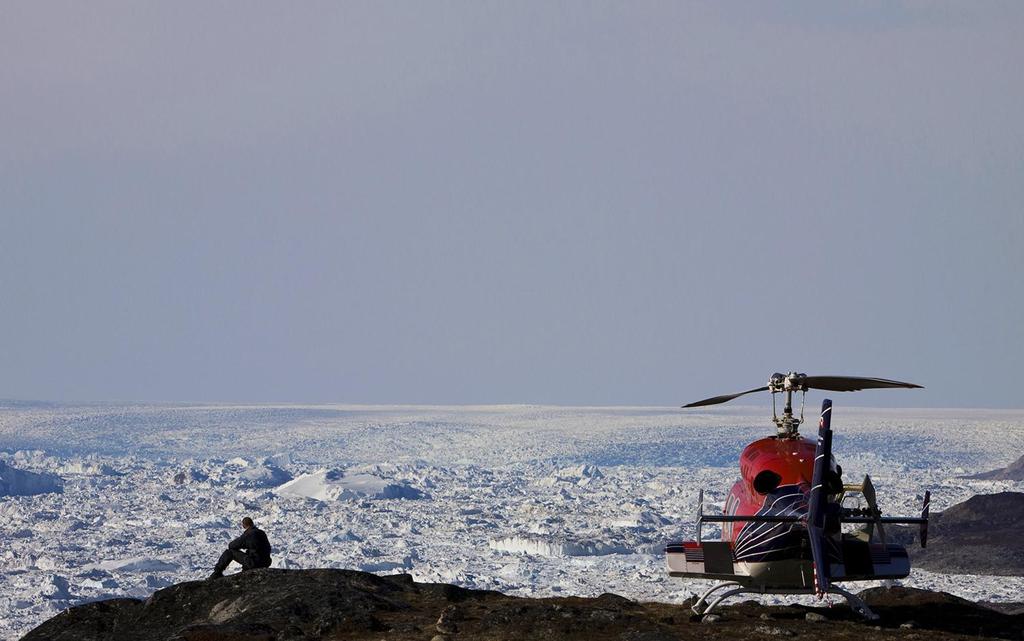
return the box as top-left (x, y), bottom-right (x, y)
top-left (2, 402), bottom-right (1023, 639)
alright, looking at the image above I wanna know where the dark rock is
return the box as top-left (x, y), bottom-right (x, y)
top-left (383, 572), bottom-right (415, 586)
top-left (859, 586), bottom-right (976, 608)
top-left (590, 609), bottom-right (620, 622)
top-left (619, 631), bottom-right (678, 641)
top-left (597, 592), bottom-right (636, 606)
top-left (981, 602), bottom-right (1024, 616)
top-left (23, 569), bottom-right (400, 641)
top-left (19, 597), bottom-right (141, 641)
top-left (858, 586), bottom-right (1022, 638)
top-left (275, 624), bottom-right (307, 641)
top-left (172, 623), bottom-right (277, 641)
top-left (435, 604), bottom-right (458, 633)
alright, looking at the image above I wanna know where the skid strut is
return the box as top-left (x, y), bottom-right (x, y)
top-left (691, 581), bottom-right (879, 621)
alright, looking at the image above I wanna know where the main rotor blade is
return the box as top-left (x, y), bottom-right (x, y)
top-left (682, 386), bottom-right (769, 408)
top-left (802, 376), bottom-right (922, 392)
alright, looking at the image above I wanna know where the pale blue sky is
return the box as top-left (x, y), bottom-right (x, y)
top-left (2, 2), bottom-right (1022, 407)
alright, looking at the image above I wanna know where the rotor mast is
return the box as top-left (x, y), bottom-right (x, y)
top-left (769, 372), bottom-right (807, 438)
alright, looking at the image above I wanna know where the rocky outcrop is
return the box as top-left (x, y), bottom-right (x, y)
top-left (22, 569), bottom-right (1023, 641)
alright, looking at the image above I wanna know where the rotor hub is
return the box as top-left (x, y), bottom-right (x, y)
top-left (768, 372), bottom-right (807, 393)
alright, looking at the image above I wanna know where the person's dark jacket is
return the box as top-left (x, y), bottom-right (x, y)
top-left (228, 526), bottom-right (272, 568)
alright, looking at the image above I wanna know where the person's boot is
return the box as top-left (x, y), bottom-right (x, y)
top-left (207, 570), bottom-right (223, 580)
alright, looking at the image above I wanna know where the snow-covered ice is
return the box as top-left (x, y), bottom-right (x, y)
top-left (0, 402), bottom-right (1022, 639)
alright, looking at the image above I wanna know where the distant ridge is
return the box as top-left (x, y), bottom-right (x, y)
top-left (966, 454), bottom-right (1024, 481)
top-left (913, 492), bottom-right (1024, 576)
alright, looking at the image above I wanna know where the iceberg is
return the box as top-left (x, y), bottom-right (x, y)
top-left (274, 469), bottom-right (426, 501)
top-left (0, 461), bottom-right (63, 496)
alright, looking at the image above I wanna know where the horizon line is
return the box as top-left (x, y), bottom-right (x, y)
top-left (2, 398), bottom-right (1023, 413)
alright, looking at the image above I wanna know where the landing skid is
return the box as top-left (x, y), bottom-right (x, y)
top-left (691, 581), bottom-right (879, 621)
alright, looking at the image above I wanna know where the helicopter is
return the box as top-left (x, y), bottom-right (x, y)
top-left (665, 372), bottom-right (931, 620)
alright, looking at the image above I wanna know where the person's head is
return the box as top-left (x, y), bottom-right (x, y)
top-left (241, 517), bottom-right (254, 530)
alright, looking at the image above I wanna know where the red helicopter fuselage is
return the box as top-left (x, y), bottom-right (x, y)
top-left (721, 436), bottom-right (821, 544)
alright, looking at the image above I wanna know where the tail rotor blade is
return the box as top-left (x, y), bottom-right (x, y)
top-left (920, 490), bottom-right (931, 548)
top-left (696, 489), bottom-right (704, 543)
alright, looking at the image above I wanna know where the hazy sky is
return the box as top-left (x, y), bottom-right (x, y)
top-left (2, 2), bottom-right (1022, 407)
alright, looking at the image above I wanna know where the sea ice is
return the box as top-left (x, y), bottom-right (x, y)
top-left (489, 535), bottom-right (631, 557)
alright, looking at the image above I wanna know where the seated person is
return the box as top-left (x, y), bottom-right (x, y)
top-left (209, 516), bottom-right (272, 579)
